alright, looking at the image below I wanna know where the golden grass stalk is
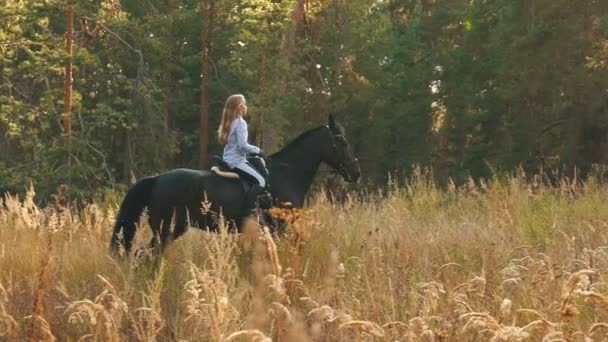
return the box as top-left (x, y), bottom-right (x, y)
top-left (338, 320), bottom-right (385, 337)
top-left (28, 233), bottom-right (54, 342)
top-left (590, 322), bottom-right (608, 335)
top-left (225, 329), bottom-right (271, 342)
top-left (263, 226), bottom-right (281, 277)
top-left (24, 315), bottom-right (56, 342)
top-left (0, 313), bottom-right (18, 338)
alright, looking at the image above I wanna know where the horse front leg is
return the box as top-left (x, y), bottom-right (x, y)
top-left (190, 202), bottom-right (217, 232)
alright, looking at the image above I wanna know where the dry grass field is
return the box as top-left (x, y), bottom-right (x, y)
top-left (2, 172), bottom-right (608, 341)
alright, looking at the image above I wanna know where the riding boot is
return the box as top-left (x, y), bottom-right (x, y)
top-left (258, 186), bottom-right (273, 209)
top-left (245, 184), bottom-right (266, 215)
top-left (246, 184), bottom-right (272, 213)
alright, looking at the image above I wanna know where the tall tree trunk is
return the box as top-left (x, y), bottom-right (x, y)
top-left (160, 0), bottom-right (173, 171)
top-left (123, 130), bottom-right (133, 183)
top-left (64, 5), bottom-right (74, 184)
top-left (64, 6), bottom-right (74, 141)
top-left (256, 47), bottom-right (266, 148)
top-left (257, 0), bottom-right (305, 152)
top-left (279, 0), bottom-right (305, 93)
top-left (199, 0), bottom-right (214, 170)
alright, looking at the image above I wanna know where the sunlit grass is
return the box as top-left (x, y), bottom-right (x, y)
top-left (2, 172), bottom-right (608, 340)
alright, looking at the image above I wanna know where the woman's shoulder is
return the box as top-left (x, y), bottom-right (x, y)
top-left (229, 117), bottom-right (243, 129)
top-left (235, 116), bottom-right (248, 127)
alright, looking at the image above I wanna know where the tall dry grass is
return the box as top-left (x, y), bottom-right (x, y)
top-left (2, 172), bottom-right (608, 341)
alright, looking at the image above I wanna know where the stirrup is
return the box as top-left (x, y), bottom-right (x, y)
top-left (277, 201), bottom-right (293, 209)
top-left (257, 190), bottom-right (273, 209)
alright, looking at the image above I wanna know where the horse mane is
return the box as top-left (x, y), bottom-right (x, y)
top-left (270, 126), bottom-right (326, 158)
top-left (269, 120), bottom-right (345, 159)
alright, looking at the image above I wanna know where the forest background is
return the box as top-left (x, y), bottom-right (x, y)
top-left (2, 0), bottom-right (608, 199)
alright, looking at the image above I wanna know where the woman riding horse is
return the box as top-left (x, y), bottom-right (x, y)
top-left (110, 114), bottom-right (360, 255)
top-left (217, 94), bottom-right (270, 215)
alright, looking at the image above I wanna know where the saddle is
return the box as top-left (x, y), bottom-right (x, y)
top-left (210, 157), bottom-right (240, 179)
top-left (210, 155), bottom-right (270, 194)
top-left (211, 156), bottom-right (268, 181)
top-left (211, 156), bottom-right (273, 213)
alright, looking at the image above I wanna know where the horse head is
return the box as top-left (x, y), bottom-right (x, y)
top-left (320, 115), bottom-right (361, 183)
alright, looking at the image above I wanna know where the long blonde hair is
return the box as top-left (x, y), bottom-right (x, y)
top-left (217, 94), bottom-right (245, 145)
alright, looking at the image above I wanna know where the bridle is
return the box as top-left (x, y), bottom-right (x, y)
top-left (327, 126), bottom-right (359, 181)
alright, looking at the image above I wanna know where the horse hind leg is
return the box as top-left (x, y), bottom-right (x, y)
top-left (147, 207), bottom-right (172, 253)
top-left (173, 206), bottom-right (188, 241)
top-left (122, 221), bottom-right (137, 254)
top-left (159, 212), bottom-right (173, 252)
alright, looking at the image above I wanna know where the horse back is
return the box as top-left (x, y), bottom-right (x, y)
top-left (150, 168), bottom-right (245, 220)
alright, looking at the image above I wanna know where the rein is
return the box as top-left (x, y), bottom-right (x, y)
top-left (327, 126), bottom-right (359, 181)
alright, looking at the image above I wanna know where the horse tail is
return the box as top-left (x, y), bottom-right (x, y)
top-left (110, 176), bottom-right (157, 256)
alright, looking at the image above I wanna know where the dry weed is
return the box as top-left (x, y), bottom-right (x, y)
top-left (1, 174), bottom-right (608, 340)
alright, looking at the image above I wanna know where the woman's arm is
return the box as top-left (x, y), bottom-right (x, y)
top-left (235, 118), bottom-right (260, 155)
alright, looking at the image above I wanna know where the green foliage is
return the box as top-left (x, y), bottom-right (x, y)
top-left (1, 0), bottom-right (608, 199)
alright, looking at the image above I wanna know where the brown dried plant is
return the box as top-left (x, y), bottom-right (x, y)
top-left (1, 173), bottom-right (608, 341)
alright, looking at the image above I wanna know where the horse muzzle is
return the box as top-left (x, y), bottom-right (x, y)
top-left (337, 159), bottom-right (361, 183)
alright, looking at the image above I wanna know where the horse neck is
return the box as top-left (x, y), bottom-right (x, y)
top-left (269, 129), bottom-right (324, 200)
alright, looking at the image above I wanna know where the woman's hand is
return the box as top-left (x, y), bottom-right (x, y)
top-left (247, 150), bottom-right (265, 158)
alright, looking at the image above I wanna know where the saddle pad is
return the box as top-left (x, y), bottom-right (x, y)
top-left (211, 166), bottom-right (240, 179)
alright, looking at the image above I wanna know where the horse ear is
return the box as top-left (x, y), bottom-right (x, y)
top-left (328, 114), bottom-right (337, 131)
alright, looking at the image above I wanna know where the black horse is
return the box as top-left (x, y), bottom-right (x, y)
top-left (109, 115), bottom-right (360, 254)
